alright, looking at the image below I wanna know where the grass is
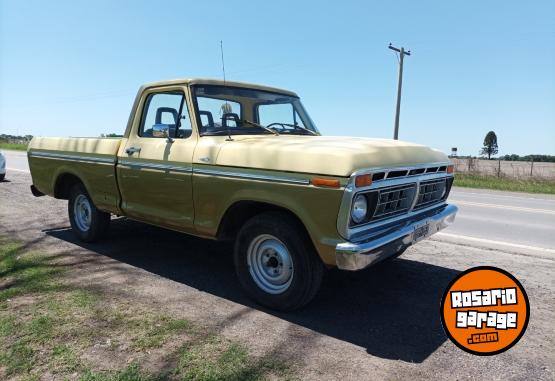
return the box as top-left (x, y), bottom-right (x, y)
top-left (0, 236), bottom-right (296, 380)
top-left (176, 335), bottom-right (295, 381)
top-left (0, 142), bottom-right (28, 151)
top-left (454, 173), bottom-right (555, 194)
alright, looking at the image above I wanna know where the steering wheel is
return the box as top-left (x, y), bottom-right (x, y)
top-left (266, 122), bottom-right (291, 132)
top-left (267, 122), bottom-right (313, 134)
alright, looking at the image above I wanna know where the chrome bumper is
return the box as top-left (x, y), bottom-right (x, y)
top-left (336, 204), bottom-right (458, 271)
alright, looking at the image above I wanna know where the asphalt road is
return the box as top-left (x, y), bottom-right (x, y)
top-left (1, 150), bottom-right (554, 380)
top-left (440, 187), bottom-right (555, 252)
top-left (4, 149), bottom-right (554, 253)
top-left (1, 149), bottom-right (29, 173)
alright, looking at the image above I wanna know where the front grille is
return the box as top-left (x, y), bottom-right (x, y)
top-left (372, 184), bottom-right (416, 219)
top-left (349, 174), bottom-right (454, 227)
top-left (370, 164), bottom-right (448, 183)
top-left (415, 179), bottom-right (447, 209)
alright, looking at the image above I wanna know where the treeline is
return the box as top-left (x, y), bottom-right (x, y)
top-left (0, 134), bottom-right (33, 142)
top-left (451, 154), bottom-right (555, 162)
top-left (500, 154), bottom-right (555, 163)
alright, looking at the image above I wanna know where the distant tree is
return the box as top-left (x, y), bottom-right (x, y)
top-left (480, 131), bottom-right (498, 159)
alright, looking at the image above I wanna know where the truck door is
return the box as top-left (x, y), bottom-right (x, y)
top-left (117, 86), bottom-right (197, 231)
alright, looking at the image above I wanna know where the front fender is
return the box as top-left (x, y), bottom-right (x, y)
top-left (192, 171), bottom-right (345, 265)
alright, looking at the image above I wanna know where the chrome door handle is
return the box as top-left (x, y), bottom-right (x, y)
top-left (125, 146), bottom-right (141, 155)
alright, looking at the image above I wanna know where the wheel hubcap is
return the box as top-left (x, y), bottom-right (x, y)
top-left (247, 234), bottom-right (294, 294)
top-left (74, 194), bottom-right (92, 232)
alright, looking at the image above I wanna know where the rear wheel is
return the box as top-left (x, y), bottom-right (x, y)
top-left (68, 183), bottom-right (110, 242)
top-left (234, 212), bottom-right (325, 311)
top-left (0, 174), bottom-right (4, 181)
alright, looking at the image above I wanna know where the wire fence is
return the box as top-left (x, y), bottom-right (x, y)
top-left (453, 158), bottom-right (555, 179)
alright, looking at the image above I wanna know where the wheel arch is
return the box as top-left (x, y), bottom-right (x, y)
top-left (53, 172), bottom-right (86, 200)
top-left (216, 200), bottom-right (311, 244)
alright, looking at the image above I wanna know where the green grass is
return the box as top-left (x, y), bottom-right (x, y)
top-left (176, 335), bottom-right (295, 381)
top-left (0, 142), bottom-right (28, 151)
top-left (454, 173), bottom-right (555, 194)
top-left (78, 364), bottom-right (159, 381)
top-left (0, 239), bottom-right (63, 302)
top-left (0, 236), bottom-right (296, 380)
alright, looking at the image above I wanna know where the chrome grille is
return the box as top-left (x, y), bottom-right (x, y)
top-left (370, 165), bottom-right (448, 183)
top-left (373, 184), bottom-right (416, 219)
top-left (415, 179), bottom-right (447, 209)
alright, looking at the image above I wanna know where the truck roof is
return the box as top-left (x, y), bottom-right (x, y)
top-left (140, 78), bottom-right (299, 97)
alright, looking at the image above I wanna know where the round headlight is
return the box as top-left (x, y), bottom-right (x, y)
top-left (351, 194), bottom-right (368, 223)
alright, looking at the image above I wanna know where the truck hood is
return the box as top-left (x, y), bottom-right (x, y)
top-left (215, 135), bottom-right (448, 177)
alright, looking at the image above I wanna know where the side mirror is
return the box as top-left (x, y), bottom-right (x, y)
top-left (152, 124), bottom-right (174, 142)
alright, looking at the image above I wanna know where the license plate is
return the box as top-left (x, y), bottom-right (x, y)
top-left (412, 221), bottom-right (431, 243)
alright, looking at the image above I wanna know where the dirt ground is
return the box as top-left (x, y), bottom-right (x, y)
top-left (1, 171), bottom-right (554, 380)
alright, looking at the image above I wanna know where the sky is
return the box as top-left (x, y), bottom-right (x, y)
top-left (1, 0), bottom-right (554, 156)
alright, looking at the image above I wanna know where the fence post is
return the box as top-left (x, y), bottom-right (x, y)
top-left (530, 159), bottom-right (534, 177)
top-left (498, 159), bottom-right (501, 178)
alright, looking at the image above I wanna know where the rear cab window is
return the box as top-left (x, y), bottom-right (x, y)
top-left (139, 91), bottom-right (193, 139)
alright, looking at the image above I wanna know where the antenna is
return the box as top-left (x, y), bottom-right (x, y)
top-left (220, 40), bottom-right (233, 141)
top-left (220, 40), bottom-right (226, 85)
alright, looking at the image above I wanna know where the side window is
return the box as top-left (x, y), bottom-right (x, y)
top-left (257, 103), bottom-right (305, 128)
top-left (139, 92), bottom-right (193, 138)
top-left (196, 97), bottom-right (241, 131)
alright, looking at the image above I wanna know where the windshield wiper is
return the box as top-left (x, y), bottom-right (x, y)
top-left (241, 119), bottom-right (280, 136)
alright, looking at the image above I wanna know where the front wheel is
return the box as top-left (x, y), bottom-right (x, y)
top-left (234, 212), bottom-right (325, 311)
top-left (68, 183), bottom-right (110, 242)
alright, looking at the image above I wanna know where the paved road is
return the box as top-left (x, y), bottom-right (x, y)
top-left (443, 187), bottom-right (555, 251)
top-left (1, 149), bottom-right (29, 173)
top-left (4, 149), bottom-right (554, 252)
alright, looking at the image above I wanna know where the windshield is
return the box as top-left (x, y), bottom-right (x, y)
top-left (192, 85), bottom-right (319, 136)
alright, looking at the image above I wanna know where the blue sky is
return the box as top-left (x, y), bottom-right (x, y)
top-left (1, 0), bottom-right (554, 156)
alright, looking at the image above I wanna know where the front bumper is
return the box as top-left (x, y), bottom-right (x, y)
top-left (336, 204), bottom-right (458, 270)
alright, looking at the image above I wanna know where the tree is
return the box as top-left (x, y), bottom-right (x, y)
top-left (480, 131), bottom-right (498, 159)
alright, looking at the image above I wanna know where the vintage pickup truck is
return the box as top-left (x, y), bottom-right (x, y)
top-left (28, 78), bottom-right (457, 310)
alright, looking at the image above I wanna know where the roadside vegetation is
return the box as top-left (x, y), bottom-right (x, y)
top-left (0, 142), bottom-right (27, 151)
top-left (454, 173), bottom-right (555, 194)
top-left (0, 236), bottom-right (297, 380)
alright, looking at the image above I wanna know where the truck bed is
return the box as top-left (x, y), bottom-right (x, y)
top-left (28, 137), bottom-right (123, 213)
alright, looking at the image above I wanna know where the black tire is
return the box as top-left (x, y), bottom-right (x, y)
top-left (234, 211), bottom-right (325, 311)
top-left (0, 174), bottom-right (4, 181)
top-left (68, 183), bottom-right (110, 242)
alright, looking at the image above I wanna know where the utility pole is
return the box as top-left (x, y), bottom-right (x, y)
top-left (388, 43), bottom-right (411, 140)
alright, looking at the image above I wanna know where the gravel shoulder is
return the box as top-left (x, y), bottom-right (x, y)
top-left (1, 171), bottom-right (553, 380)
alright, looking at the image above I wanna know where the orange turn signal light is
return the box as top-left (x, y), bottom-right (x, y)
top-left (355, 174), bottom-right (373, 188)
top-left (311, 178), bottom-right (340, 188)
top-left (447, 165), bottom-right (455, 174)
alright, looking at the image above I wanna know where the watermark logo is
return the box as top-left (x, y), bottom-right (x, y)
top-left (440, 266), bottom-right (529, 355)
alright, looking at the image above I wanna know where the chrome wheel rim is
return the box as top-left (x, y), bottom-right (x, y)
top-left (73, 194), bottom-right (92, 232)
top-left (246, 234), bottom-right (294, 294)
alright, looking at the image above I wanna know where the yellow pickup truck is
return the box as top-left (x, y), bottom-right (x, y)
top-left (28, 78), bottom-right (457, 310)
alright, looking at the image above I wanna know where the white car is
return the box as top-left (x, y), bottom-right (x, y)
top-left (0, 152), bottom-right (5, 181)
